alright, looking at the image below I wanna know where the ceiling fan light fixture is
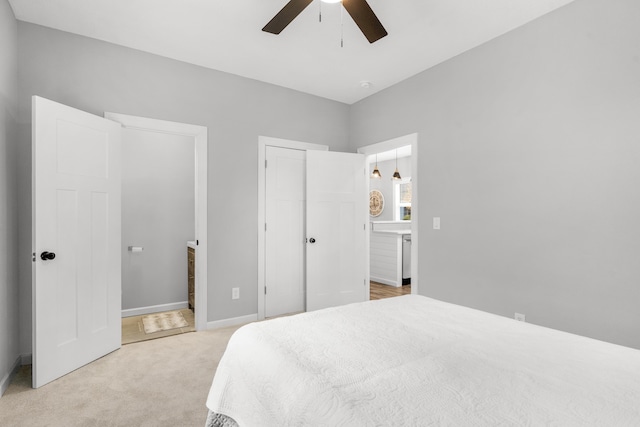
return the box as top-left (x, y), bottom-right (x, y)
top-left (263, 0), bottom-right (387, 44)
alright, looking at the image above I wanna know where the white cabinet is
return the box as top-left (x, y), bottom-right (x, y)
top-left (370, 230), bottom-right (409, 287)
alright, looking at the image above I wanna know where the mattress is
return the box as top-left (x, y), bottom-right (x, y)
top-left (206, 295), bottom-right (640, 426)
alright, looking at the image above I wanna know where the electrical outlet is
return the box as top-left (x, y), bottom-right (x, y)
top-left (232, 287), bottom-right (240, 300)
top-left (515, 313), bottom-right (526, 322)
top-left (433, 217), bottom-right (441, 230)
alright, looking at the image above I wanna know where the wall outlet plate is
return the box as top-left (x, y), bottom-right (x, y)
top-left (232, 287), bottom-right (240, 300)
top-left (515, 313), bottom-right (526, 322)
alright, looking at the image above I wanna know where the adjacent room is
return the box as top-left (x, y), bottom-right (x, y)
top-left (1, 0), bottom-right (639, 425)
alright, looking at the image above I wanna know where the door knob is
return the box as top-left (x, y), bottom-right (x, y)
top-left (309, 238), bottom-right (316, 243)
top-left (40, 251), bottom-right (56, 261)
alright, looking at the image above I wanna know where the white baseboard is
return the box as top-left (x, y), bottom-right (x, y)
top-left (121, 301), bottom-right (188, 318)
top-left (0, 355), bottom-right (21, 397)
top-left (207, 313), bottom-right (257, 330)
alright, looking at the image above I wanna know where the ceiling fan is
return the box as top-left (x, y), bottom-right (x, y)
top-left (262, 0), bottom-right (388, 44)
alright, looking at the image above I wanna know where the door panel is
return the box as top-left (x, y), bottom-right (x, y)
top-left (265, 146), bottom-right (306, 317)
top-left (56, 120), bottom-right (109, 178)
top-left (32, 96), bottom-right (121, 388)
top-left (306, 151), bottom-right (367, 312)
top-left (90, 191), bottom-right (110, 332)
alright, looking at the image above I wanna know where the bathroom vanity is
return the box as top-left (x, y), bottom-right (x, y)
top-left (187, 241), bottom-right (196, 311)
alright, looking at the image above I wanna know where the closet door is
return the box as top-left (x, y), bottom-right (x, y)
top-left (265, 146), bottom-right (306, 317)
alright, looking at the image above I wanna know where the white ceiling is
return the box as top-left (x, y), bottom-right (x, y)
top-left (9, 0), bottom-right (576, 104)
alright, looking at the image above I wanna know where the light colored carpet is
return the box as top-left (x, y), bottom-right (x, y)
top-left (142, 310), bottom-right (188, 334)
top-left (0, 324), bottom-right (243, 427)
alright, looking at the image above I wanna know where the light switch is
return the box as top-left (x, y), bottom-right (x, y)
top-left (433, 217), bottom-right (440, 230)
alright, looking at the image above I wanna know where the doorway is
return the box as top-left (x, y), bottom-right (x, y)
top-left (257, 136), bottom-right (368, 320)
top-left (105, 113), bottom-right (208, 332)
top-left (357, 134), bottom-right (419, 297)
top-left (257, 137), bottom-right (327, 320)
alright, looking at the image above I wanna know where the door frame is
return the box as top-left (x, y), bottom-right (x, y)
top-left (257, 136), bottom-right (328, 321)
top-left (357, 133), bottom-right (419, 296)
top-left (105, 113), bottom-right (208, 331)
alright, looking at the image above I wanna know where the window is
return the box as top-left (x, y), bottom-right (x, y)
top-left (394, 178), bottom-right (412, 221)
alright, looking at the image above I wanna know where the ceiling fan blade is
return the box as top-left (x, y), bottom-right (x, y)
top-left (262, 0), bottom-right (314, 35)
top-left (342, 0), bottom-right (388, 43)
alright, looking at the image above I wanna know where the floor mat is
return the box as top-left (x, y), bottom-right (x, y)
top-left (142, 310), bottom-right (189, 334)
top-left (122, 309), bottom-right (195, 345)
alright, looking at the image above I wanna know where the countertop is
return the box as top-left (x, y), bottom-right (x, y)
top-left (372, 230), bottom-right (411, 235)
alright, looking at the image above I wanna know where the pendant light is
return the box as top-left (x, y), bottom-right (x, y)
top-left (371, 154), bottom-right (382, 179)
top-left (392, 149), bottom-right (402, 180)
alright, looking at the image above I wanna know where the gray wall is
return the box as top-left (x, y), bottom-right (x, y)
top-left (369, 156), bottom-right (412, 222)
top-left (0, 0), bottom-right (19, 394)
top-left (16, 22), bottom-right (350, 355)
top-left (350, 0), bottom-right (640, 349)
top-left (121, 129), bottom-right (195, 311)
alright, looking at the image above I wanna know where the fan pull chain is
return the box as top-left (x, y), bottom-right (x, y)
top-left (319, 0), bottom-right (322, 23)
top-left (340, 4), bottom-right (344, 47)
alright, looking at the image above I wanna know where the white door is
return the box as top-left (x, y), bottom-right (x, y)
top-left (265, 146), bottom-right (306, 317)
top-left (306, 151), bottom-right (367, 311)
top-left (32, 96), bottom-right (122, 388)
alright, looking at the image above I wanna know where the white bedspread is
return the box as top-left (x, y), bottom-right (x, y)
top-left (206, 295), bottom-right (640, 426)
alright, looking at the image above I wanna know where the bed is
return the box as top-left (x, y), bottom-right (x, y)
top-left (205, 295), bottom-right (640, 426)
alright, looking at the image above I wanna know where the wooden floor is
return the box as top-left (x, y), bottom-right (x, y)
top-left (370, 281), bottom-right (411, 300)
